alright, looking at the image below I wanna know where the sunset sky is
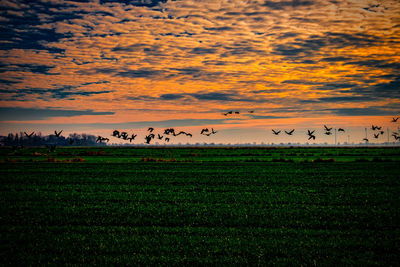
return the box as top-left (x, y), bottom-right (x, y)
top-left (1, 0), bottom-right (399, 144)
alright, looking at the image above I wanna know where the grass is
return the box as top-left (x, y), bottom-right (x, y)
top-left (1, 147), bottom-right (399, 265)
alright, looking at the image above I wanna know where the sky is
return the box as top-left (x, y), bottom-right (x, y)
top-left (0, 0), bottom-right (399, 144)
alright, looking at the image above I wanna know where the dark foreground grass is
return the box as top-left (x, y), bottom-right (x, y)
top-left (1, 147), bottom-right (400, 265)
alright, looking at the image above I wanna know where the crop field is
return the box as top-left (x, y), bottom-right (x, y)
top-left (1, 147), bottom-right (400, 265)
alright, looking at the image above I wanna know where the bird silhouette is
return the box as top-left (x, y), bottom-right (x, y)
top-left (363, 138), bottom-right (369, 142)
top-left (308, 135), bottom-right (316, 140)
top-left (165, 137), bottom-right (170, 142)
top-left (144, 135), bottom-right (152, 144)
top-left (112, 130), bottom-right (120, 138)
top-left (24, 132), bottom-right (34, 138)
top-left (54, 130), bottom-right (63, 137)
top-left (211, 128), bottom-right (217, 134)
top-left (380, 131), bottom-right (384, 135)
top-left (120, 132), bottom-right (128, 140)
top-left (185, 133), bottom-right (193, 137)
top-left (272, 129), bottom-right (281, 135)
top-left (391, 117), bottom-right (399, 122)
top-left (373, 133), bottom-right (379, 139)
top-left (324, 125), bottom-right (332, 131)
top-left (248, 110), bottom-right (254, 113)
top-left (96, 136), bottom-right (110, 143)
top-left (148, 127), bottom-right (154, 132)
top-left (338, 128), bottom-right (345, 132)
top-left (158, 134), bottom-right (163, 140)
top-left (164, 128), bottom-right (175, 135)
top-left (307, 130), bottom-right (315, 135)
top-left (223, 111), bottom-right (233, 116)
top-left (325, 131), bottom-right (332, 135)
top-left (127, 134), bottom-right (137, 142)
top-left (285, 129), bottom-right (295, 135)
top-left (234, 111), bottom-right (240, 114)
top-left (201, 128), bottom-right (209, 135)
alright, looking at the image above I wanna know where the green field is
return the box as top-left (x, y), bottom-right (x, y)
top-left (1, 147), bottom-right (400, 265)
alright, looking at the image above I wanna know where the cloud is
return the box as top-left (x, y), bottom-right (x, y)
top-left (0, 107), bottom-right (114, 121)
top-left (263, 0), bottom-right (314, 10)
top-left (323, 107), bottom-right (398, 116)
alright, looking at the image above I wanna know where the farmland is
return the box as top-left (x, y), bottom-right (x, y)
top-left (1, 147), bottom-right (400, 265)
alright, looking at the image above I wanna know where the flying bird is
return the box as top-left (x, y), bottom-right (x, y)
top-left (158, 134), bottom-right (163, 140)
top-left (24, 132), bottom-right (34, 138)
top-left (324, 125), bottom-right (332, 131)
top-left (127, 134), bottom-right (137, 142)
top-left (144, 135), bottom-right (152, 144)
top-left (120, 132), bottom-right (128, 140)
top-left (112, 130), bottom-right (120, 137)
top-left (373, 133), bottom-right (379, 139)
top-left (380, 131), bottom-right (384, 135)
top-left (285, 129), bottom-right (295, 135)
top-left (234, 111), bottom-right (240, 114)
top-left (248, 110), bottom-right (254, 113)
top-left (308, 135), bottom-right (316, 140)
top-left (392, 117), bottom-right (399, 122)
top-left (307, 130), bottom-right (315, 135)
top-left (363, 138), bottom-right (369, 142)
top-left (201, 128), bottom-right (209, 135)
top-left (165, 137), bottom-right (170, 142)
top-left (325, 131), bottom-right (332, 135)
top-left (96, 136), bottom-right (110, 143)
top-left (148, 127), bottom-right (154, 132)
top-left (211, 128), bottom-right (217, 134)
top-left (54, 130), bottom-right (63, 137)
top-left (338, 128), bottom-right (345, 132)
top-left (272, 129), bottom-right (281, 135)
top-left (223, 111), bottom-right (233, 116)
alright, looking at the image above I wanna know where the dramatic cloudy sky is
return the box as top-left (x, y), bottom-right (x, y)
top-left (0, 0), bottom-right (399, 144)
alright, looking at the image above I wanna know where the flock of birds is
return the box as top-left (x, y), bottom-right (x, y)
top-left (20, 115), bottom-right (400, 146)
top-left (96, 127), bottom-right (218, 145)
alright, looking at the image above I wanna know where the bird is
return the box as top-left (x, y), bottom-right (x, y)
top-left (54, 130), bottom-right (63, 137)
top-left (201, 128), bottom-right (209, 135)
top-left (376, 126), bottom-right (382, 130)
top-left (96, 136), bottom-right (109, 143)
top-left (112, 130), bottom-right (120, 137)
top-left (165, 137), bottom-right (170, 142)
top-left (211, 128), bottom-right (217, 134)
top-left (24, 132), bottom-right (34, 138)
top-left (223, 111), bottom-right (233, 116)
top-left (338, 128), bottom-right (345, 132)
top-left (164, 128), bottom-right (175, 135)
top-left (391, 117), bottom-right (399, 122)
top-left (127, 134), bottom-right (137, 142)
top-left (144, 135), bottom-right (152, 144)
top-left (185, 133), bottom-right (193, 137)
top-left (307, 130), bottom-right (315, 135)
top-left (120, 132), bottom-right (128, 140)
top-left (158, 134), bottom-right (163, 140)
top-left (324, 125), bottom-right (332, 131)
top-left (148, 133), bottom-right (155, 139)
top-left (325, 131), bottom-right (332, 135)
top-left (380, 131), bottom-right (384, 135)
top-left (371, 125), bottom-right (377, 130)
top-left (373, 133), bottom-right (379, 139)
top-left (363, 138), bottom-right (369, 142)
top-left (308, 135), bottom-right (316, 140)
top-left (148, 127), bottom-right (154, 132)
top-left (234, 111), bottom-right (240, 114)
top-left (272, 129), bottom-right (281, 135)
top-left (285, 129), bottom-right (295, 135)
top-left (393, 135), bottom-right (400, 141)
top-left (248, 110), bottom-right (254, 113)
